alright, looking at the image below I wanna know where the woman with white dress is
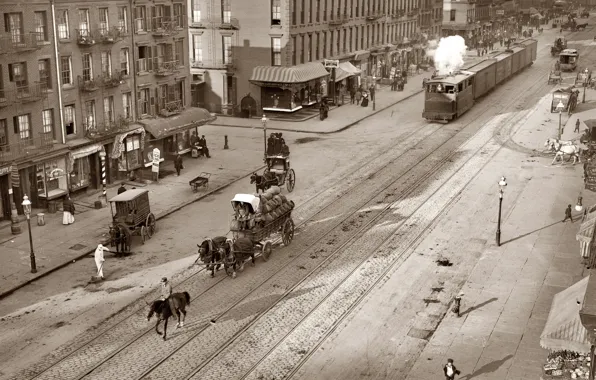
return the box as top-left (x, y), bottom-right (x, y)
top-left (62, 196), bottom-right (75, 225)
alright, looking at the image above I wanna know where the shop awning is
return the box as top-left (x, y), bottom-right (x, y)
top-left (577, 205), bottom-right (596, 244)
top-left (540, 276), bottom-right (591, 354)
top-left (249, 62), bottom-right (329, 85)
top-left (334, 62), bottom-right (362, 82)
top-left (352, 50), bottom-right (370, 61)
top-left (140, 108), bottom-right (216, 140)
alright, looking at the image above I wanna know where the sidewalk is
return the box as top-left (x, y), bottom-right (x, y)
top-left (0, 131), bottom-right (265, 298)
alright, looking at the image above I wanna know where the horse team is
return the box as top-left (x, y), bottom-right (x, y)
top-left (544, 138), bottom-right (583, 164)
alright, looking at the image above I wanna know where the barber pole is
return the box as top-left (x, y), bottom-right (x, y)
top-left (99, 148), bottom-right (107, 205)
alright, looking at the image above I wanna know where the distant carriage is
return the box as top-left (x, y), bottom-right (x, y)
top-left (108, 189), bottom-right (156, 252)
top-left (575, 68), bottom-right (592, 86)
top-left (549, 70), bottom-right (563, 84)
top-left (559, 49), bottom-right (579, 72)
top-left (251, 133), bottom-right (296, 193)
top-left (551, 87), bottom-right (580, 114)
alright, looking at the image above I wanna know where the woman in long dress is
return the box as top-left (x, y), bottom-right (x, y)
top-left (62, 196), bottom-right (75, 225)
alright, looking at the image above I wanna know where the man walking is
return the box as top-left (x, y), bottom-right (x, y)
top-left (94, 244), bottom-right (110, 280)
top-left (174, 154), bottom-right (183, 176)
top-left (575, 118), bottom-right (581, 133)
top-left (443, 359), bottom-right (460, 380)
top-left (199, 135), bottom-right (211, 158)
top-left (563, 204), bottom-right (574, 222)
top-left (160, 277), bottom-right (172, 300)
top-left (350, 86), bottom-right (356, 104)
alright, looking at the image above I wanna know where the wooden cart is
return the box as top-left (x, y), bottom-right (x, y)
top-left (189, 172), bottom-right (211, 192)
top-left (108, 189), bottom-right (156, 250)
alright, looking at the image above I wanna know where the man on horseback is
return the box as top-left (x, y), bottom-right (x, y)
top-left (160, 277), bottom-right (172, 301)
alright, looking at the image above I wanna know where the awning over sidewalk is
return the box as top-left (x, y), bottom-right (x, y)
top-left (140, 108), bottom-right (216, 140)
top-left (334, 62), bottom-right (362, 82)
top-left (540, 276), bottom-right (591, 354)
top-left (352, 50), bottom-right (370, 61)
top-left (577, 205), bottom-right (596, 258)
top-left (249, 62), bottom-right (329, 85)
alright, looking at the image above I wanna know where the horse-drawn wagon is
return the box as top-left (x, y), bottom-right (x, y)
top-left (549, 70), bottom-right (562, 84)
top-left (575, 68), bottom-right (592, 86)
top-left (551, 37), bottom-right (567, 56)
top-left (250, 133), bottom-right (296, 193)
top-left (108, 189), bottom-right (156, 252)
top-left (551, 87), bottom-right (580, 114)
top-left (559, 49), bottom-right (579, 72)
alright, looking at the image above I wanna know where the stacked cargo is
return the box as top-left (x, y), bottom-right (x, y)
top-left (256, 186), bottom-right (295, 223)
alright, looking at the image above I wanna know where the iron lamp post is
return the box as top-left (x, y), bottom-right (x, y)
top-left (584, 80), bottom-right (588, 104)
top-left (496, 176), bottom-right (507, 247)
top-left (372, 76), bottom-right (377, 111)
top-left (22, 195), bottom-right (37, 273)
top-left (261, 115), bottom-right (268, 163)
top-left (555, 101), bottom-right (565, 139)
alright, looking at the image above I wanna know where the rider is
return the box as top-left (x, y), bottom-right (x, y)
top-left (160, 277), bottom-right (172, 301)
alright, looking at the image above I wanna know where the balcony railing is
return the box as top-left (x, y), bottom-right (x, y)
top-left (100, 71), bottom-right (127, 88)
top-left (76, 29), bottom-right (97, 45)
top-left (77, 76), bottom-right (100, 92)
top-left (0, 32), bottom-right (43, 54)
top-left (151, 16), bottom-right (181, 36)
top-left (84, 116), bottom-right (130, 139)
top-left (13, 82), bottom-right (47, 103)
top-left (191, 58), bottom-right (235, 70)
top-left (219, 18), bottom-right (240, 30)
top-left (366, 11), bottom-right (384, 20)
top-left (0, 133), bottom-right (54, 163)
top-left (99, 26), bottom-right (125, 43)
top-left (158, 99), bottom-right (183, 116)
top-left (153, 60), bottom-right (179, 76)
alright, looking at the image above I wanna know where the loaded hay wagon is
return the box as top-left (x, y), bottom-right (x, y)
top-left (230, 186), bottom-right (295, 262)
top-left (108, 189), bottom-right (156, 252)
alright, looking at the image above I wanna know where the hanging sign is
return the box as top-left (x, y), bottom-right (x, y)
top-left (151, 148), bottom-right (161, 173)
top-left (324, 59), bottom-right (339, 69)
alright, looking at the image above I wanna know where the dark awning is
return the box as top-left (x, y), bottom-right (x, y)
top-left (249, 62), bottom-right (329, 85)
top-left (140, 108), bottom-right (216, 140)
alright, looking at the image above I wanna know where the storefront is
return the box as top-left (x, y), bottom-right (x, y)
top-left (140, 107), bottom-right (216, 161)
top-left (111, 127), bottom-right (146, 179)
top-left (0, 165), bottom-right (11, 220)
top-left (351, 50), bottom-right (371, 77)
top-left (333, 62), bottom-right (362, 103)
top-left (249, 62), bottom-right (330, 112)
top-left (67, 143), bottom-right (106, 193)
top-left (35, 157), bottom-right (69, 204)
top-left (576, 205), bottom-right (596, 266)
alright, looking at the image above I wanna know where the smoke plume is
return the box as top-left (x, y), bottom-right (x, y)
top-left (432, 36), bottom-right (468, 76)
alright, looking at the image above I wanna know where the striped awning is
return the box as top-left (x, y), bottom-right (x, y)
top-left (250, 62), bottom-right (329, 85)
top-left (334, 62), bottom-right (362, 82)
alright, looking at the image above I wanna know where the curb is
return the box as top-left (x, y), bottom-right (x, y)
top-left (210, 88), bottom-right (425, 135)
top-left (0, 166), bottom-right (265, 301)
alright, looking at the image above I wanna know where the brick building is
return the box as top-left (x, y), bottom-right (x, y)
top-left (189, 0), bottom-right (427, 115)
top-left (442, 0), bottom-right (479, 44)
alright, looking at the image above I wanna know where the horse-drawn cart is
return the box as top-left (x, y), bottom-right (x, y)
top-left (108, 189), bottom-right (156, 252)
top-left (549, 70), bottom-right (562, 84)
top-left (251, 133), bottom-right (296, 193)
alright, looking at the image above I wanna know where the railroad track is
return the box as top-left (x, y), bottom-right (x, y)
top-left (12, 33), bottom-right (578, 380)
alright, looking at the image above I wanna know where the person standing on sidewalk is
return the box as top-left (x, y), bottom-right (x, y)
top-left (94, 244), bottom-right (109, 280)
top-left (62, 196), bottom-right (75, 225)
top-left (443, 359), bottom-right (460, 380)
top-left (350, 86), bottom-right (356, 104)
top-left (355, 88), bottom-right (362, 105)
top-left (174, 154), bottom-right (183, 176)
top-left (563, 204), bottom-right (574, 222)
top-left (575, 118), bottom-right (581, 133)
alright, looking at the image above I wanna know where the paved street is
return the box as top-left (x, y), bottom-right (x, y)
top-left (1, 18), bottom-right (595, 380)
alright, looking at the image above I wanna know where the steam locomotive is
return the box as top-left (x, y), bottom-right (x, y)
top-left (422, 39), bottom-right (538, 122)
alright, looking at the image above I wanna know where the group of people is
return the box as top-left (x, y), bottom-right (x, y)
top-left (190, 132), bottom-right (211, 158)
top-left (267, 133), bottom-right (289, 156)
top-left (349, 85), bottom-right (375, 107)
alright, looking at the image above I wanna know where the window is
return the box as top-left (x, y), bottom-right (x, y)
top-left (137, 46), bottom-right (151, 72)
top-left (292, 36), bottom-right (296, 65)
top-left (34, 11), bottom-right (48, 41)
top-left (316, 0), bottom-right (320, 22)
top-left (99, 8), bottom-right (109, 35)
top-left (292, 0), bottom-right (296, 24)
top-left (118, 7), bottom-right (128, 33)
top-left (315, 32), bottom-right (320, 60)
top-left (104, 96), bottom-right (114, 124)
top-left (192, 34), bottom-right (202, 63)
top-left (138, 88), bottom-right (150, 115)
top-left (120, 48), bottom-right (130, 76)
top-left (222, 36), bottom-right (232, 64)
top-left (57, 10), bottom-right (69, 39)
top-left (271, 37), bottom-right (281, 66)
top-left (301, 0), bottom-right (305, 23)
top-left (450, 9), bottom-right (455, 21)
top-left (307, 34), bottom-right (311, 61)
top-left (82, 53), bottom-right (93, 81)
top-left (101, 51), bottom-right (112, 77)
top-left (175, 39), bottom-right (184, 65)
top-left (222, 0), bottom-right (231, 23)
top-left (135, 6), bottom-right (147, 32)
top-left (78, 9), bottom-right (90, 37)
top-left (173, 4), bottom-right (183, 27)
top-left (125, 135), bottom-right (142, 169)
top-left (38, 59), bottom-right (51, 90)
top-left (64, 105), bottom-right (76, 135)
top-left (272, 0), bottom-right (281, 25)
top-left (9, 62), bottom-right (28, 90)
top-left (4, 13), bottom-right (23, 44)
top-left (192, 0), bottom-right (201, 22)
top-left (42, 109), bottom-right (54, 137)
top-left (60, 56), bottom-right (72, 85)
top-left (301, 35), bottom-right (305, 63)
top-left (84, 100), bottom-right (96, 130)
top-left (309, 0), bottom-right (313, 23)
top-left (122, 92), bottom-right (132, 119)
top-left (14, 114), bottom-right (31, 140)
top-left (0, 119), bottom-right (6, 148)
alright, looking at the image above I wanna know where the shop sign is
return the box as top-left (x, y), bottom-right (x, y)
top-left (324, 59), bottom-right (339, 69)
top-left (497, 10), bottom-right (505, 15)
top-left (151, 148), bottom-right (160, 173)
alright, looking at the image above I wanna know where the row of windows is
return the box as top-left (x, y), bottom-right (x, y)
top-left (190, 0), bottom-right (231, 23)
top-left (191, 35), bottom-right (232, 65)
top-left (0, 109), bottom-right (55, 147)
top-left (63, 94), bottom-right (131, 136)
top-left (0, 60), bottom-right (52, 95)
top-left (3, 11), bottom-right (50, 42)
top-left (59, 49), bottom-right (130, 85)
top-left (55, 7), bottom-right (129, 40)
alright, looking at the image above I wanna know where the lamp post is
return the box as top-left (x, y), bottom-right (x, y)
top-left (21, 195), bottom-right (36, 273)
top-left (584, 78), bottom-right (588, 104)
top-left (261, 114), bottom-right (268, 163)
top-left (496, 176), bottom-right (507, 247)
top-left (555, 101), bottom-right (565, 139)
top-left (372, 76), bottom-right (377, 111)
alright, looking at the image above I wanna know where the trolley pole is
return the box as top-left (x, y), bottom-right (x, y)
top-left (496, 177), bottom-right (507, 247)
top-left (99, 148), bottom-right (107, 206)
top-left (261, 115), bottom-right (268, 163)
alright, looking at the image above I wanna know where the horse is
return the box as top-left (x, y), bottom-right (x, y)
top-left (197, 237), bottom-right (226, 277)
top-left (250, 172), bottom-right (276, 194)
top-left (146, 291), bottom-right (190, 341)
top-left (545, 138), bottom-right (575, 151)
top-left (108, 224), bottom-right (129, 253)
top-left (221, 237), bottom-right (255, 279)
top-left (548, 139), bottom-right (582, 164)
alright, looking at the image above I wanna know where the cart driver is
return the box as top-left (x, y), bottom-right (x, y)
top-left (126, 208), bottom-right (136, 224)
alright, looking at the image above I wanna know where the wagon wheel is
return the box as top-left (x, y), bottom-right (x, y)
top-left (146, 213), bottom-right (156, 238)
top-left (141, 226), bottom-right (148, 244)
top-left (286, 169), bottom-right (296, 193)
top-left (282, 219), bottom-right (295, 246)
top-left (261, 241), bottom-right (273, 262)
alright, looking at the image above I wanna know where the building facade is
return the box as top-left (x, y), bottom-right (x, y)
top-left (189, 0), bottom-right (427, 115)
top-left (442, 0), bottom-right (478, 44)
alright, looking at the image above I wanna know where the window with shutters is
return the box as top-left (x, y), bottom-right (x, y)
top-left (104, 96), bottom-right (114, 125)
top-left (64, 105), bottom-right (76, 135)
top-left (82, 53), bottom-right (93, 81)
top-left (118, 7), bottom-right (128, 33)
top-left (60, 56), bottom-right (72, 85)
top-left (99, 8), bottom-right (109, 35)
top-left (135, 6), bottom-right (147, 32)
top-left (38, 59), bottom-right (51, 90)
top-left (137, 46), bottom-right (151, 72)
top-left (57, 10), bottom-right (69, 39)
top-left (9, 62), bottom-right (28, 90)
top-left (122, 92), bottom-right (132, 119)
top-left (78, 9), bottom-right (90, 37)
top-left (192, 0), bottom-right (201, 22)
top-left (15, 114), bottom-right (31, 140)
top-left (84, 100), bottom-right (96, 130)
top-left (271, 0), bottom-right (281, 25)
top-left (138, 88), bottom-right (150, 115)
top-left (173, 4), bottom-right (183, 28)
top-left (271, 37), bottom-right (281, 66)
top-left (120, 48), bottom-right (130, 76)
top-left (0, 119), bottom-right (7, 148)
top-left (101, 51), bottom-right (112, 77)
top-left (4, 13), bottom-right (23, 44)
top-left (34, 11), bottom-right (48, 41)
top-left (42, 109), bottom-right (54, 137)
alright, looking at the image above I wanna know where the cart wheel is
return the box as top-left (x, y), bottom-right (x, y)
top-left (262, 241), bottom-right (272, 262)
top-left (146, 213), bottom-right (156, 237)
top-left (286, 169), bottom-right (296, 193)
top-left (282, 219), bottom-right (295, 246)
top-left (141, 226), bottom-right (147, 244)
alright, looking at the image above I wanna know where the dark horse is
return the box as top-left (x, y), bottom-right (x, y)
top-left (197, 236), bottom-right (226, 277)
top-left (108, 224), bottom-right (129, 253)
top-left (146, 291), bottom-right (190, 341)
top-left (221, 237), bottom-right (256, 279)
top-left (250, 171), bottom-right (276, 194)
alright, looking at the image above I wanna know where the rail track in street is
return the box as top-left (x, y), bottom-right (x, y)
top-left (13, 30), bottom-right (587, 380)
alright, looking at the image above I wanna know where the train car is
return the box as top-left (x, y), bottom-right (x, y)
top-left (493, 52), bottom-right (513, 85)
top-left (463, 59), bottom-right (498, 98)
top-left (510, 46), bottom-right (525, 75)
top-left (422, 72), bottom-right (475, 122)
top-left (518, 39), bottom-right (538, 63)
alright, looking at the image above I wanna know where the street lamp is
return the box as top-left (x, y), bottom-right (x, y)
top-left (496, 176), bottom-right (507, 247)
top-left (555, 101), bottom-right (565, 139)
top-left (261, 114), bottom-right (268, 163)
top-left (21, 195), bottom-right (37, 273)
top-left (372, 76), bottom-right (377, 111)
top-left (576, 195), bottom-right (584, 212)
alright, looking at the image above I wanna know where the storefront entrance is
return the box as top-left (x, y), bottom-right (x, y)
top-left (0, 174), bottom-right (9, 220)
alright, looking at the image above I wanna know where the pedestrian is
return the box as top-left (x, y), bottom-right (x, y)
top-left (443, 359), bottom-right (461, 380)
top-left (160, 277), bottom-right (172, 300)
top-left (563, 204), bottom-right (574, 222)
top-left (62, 196), bottom-right (75, 225)
top-left (575, 118), bottom-right (581, 133)
top-left (117, 184), bottom-right (127, 194)
top-left (369, 85), bottom-right (375, 102)
top-left (94, 244), bottom-right (110, 280)
top-left (199, 135), bottom-right (211, 158)
top-left (453, 293), bottom-right (463, 317)
top-left (174, 154), bottom-right (183, 176)
top-left (355, 88), bottom-right (362, 105)
top-left (350, 86), bottom-right (356, 104)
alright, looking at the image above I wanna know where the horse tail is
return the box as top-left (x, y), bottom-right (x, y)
top-left (184, 291), bottom-right (191, 305)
